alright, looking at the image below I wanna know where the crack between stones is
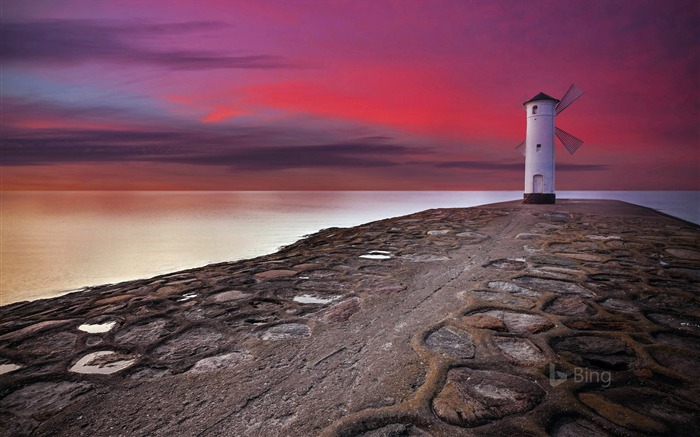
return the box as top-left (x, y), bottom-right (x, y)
top-left (195, 384), bottom-right (275, 437)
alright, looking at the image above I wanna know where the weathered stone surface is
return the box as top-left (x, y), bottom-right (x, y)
top-left (578, 388), bottom-right (700, 435)
top-left (552, 335), bottom-right (635, 370)
top-left (666, 248), bottom-right (700, 260)
top-left (187, 352), bottom-right (248, 374)
top-left (0, 320), bottom-right (72, 342)
top-left (357, 423), bottom-right (430, 436)
top-left (647, 313), bottom-right (700, 334)
top-left (556, 253), bottom-right (608, 262)
top-left (649, 347), bottom-right (700, 378)
top-left (298, 279), bottom-right (349, 292)
top-left (544, 296), bottom-right (594, 316)
top-left (462, 313), bottom-right (506, 331)
top-left (532, 222), bottom-right (563, 232)
top-left (638, 293), bottom-right (699, 314)
top-left (0, 414), bottom-right (39, 437)
top-left (595, 387), bottom-right (700, 434)
top-left (261, 323), bottom-right (311, 341)
top-left (153, 327), bottom-right (224, 361)
top-left (493, 337), bottom-right (545, 365)
top-left (208, 290), bottom-right (247, 303)
top-left (513, 277), bottom-right (594, 298)
top-left (455, 231), bottom-right (488, 241)
top-left (400, 253), bottom-right (451, 262)
top-left (548, 416), bottom-right (612, 437)
top-left (315, 298), bottom-right (361, 323)
top-left (0, 381), bottom-right (93, 417)
top-left (598, 298), bottom-right (638, 315)
top-left (114, 319), bottom-right (170, 346)
top-left (15, 331), bottom-right (77, 358)
top-left (479, 310), bottom-right (554, 334)
top-left (425, 326), bottom-right (475, 358)
top-left (254, 269), bottom-right (298, 281)
top-left (483, 258), bottom-right (527, 270)
top-left (369, 282), bottom-right (406, 295)
top-left (470, 291), bottom-right (536, 308)
top-left (487, 281), bottom-right (541, 297)
top-left (562, 319), bottom-right (637, 331)
top-left (95, 294), bottom-right (134, 305)
top-left (432, 368), bottom-right (545, 427)
top-left (654, 332), bottom-right (700, 351)
top-left (530, 266), bottom-right (582, 280)
top-left (589, 273), bottom-right (640, 284)
top-left (529, 255), bottom-right (579, 268)
top-left (129, 367), bottom-right (173, 380)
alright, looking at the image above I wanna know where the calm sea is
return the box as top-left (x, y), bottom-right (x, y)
top-left (1, 191), bottom-right (698, 306)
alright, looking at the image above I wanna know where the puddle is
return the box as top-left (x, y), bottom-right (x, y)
top-left (0, 363), bottom-right (22, 375)
top-left (293, 294), bottom-right (340, 304)
top-left (401, 254), bottom-right (450, 262)
top-left (586, 235), bottom-right (621, 240)
top-left (78, 321), bottom-right (116, 333)
top-left (360, 250), bottom-right (392, 260)
top-left (177, 293), bottom-right (198, 302)
top-left (427, 229), bottom-right (450, 235)
top-left (69, 351), bottom-right (136, 374)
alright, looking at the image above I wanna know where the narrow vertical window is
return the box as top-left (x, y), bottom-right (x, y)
top-left (536, 144), bottom-right (541, 151)
top-left (532, 105), bottom-right (538, 115)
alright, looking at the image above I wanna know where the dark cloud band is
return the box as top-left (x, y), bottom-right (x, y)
top-left (435, 161), bottom-right (608, 172)
top-left (0, 20), bottom-right (290, 69)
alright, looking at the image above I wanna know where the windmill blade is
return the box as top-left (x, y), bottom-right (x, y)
top-left (555, 127), bottom-right (584, 155)
top-left (555, 84), bottom-right (584, 115)
top-left (516, 140), bottom-right (526, 156)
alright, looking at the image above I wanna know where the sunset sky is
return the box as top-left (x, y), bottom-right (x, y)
top-left (1, 0), bottom-right (698, 190)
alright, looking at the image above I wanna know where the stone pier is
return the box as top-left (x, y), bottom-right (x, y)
top-left (1, 200), bottom-right (698, 436)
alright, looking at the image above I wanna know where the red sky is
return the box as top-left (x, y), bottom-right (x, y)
top-left (1, 0), bottom-right (698, 190)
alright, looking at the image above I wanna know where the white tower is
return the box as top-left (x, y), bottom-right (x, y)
top-left (517, 85), bottom-right (585, 204)
top-left (523, 93), bottom-right (558, 204)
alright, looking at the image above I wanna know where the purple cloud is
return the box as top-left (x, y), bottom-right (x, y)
top-left (0, 20), bottom-right (290, 69)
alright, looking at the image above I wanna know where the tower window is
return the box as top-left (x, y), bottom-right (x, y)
top-left (536, 144), bottom-right (541, 151)
top-left (532, 105), bottom-right (538, 115)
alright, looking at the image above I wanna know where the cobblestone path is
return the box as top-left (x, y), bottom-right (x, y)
top-left (1, 200), bottom-right (698, 436)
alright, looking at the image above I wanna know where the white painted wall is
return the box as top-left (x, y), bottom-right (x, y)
top-left (524, 99), bottom-right (556, 194)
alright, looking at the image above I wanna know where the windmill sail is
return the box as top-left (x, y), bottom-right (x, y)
top-left (555, 84), bottom-right (584, 115)
top-left (555, 127), bottom-right (584, 155)
top-left (516, 140), bottom-right (526, 156)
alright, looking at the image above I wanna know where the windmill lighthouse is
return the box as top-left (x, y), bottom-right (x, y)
top-left (517, 84), bottom-right (584, 204)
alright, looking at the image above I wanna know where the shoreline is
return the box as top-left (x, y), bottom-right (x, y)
top-left (3, 193), bottom-right (698, 307)
top-left (1, 199), bottom-right (699, 436)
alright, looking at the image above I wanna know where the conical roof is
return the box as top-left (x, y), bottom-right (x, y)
top-left (523, 92), bottom-right (560, 105)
